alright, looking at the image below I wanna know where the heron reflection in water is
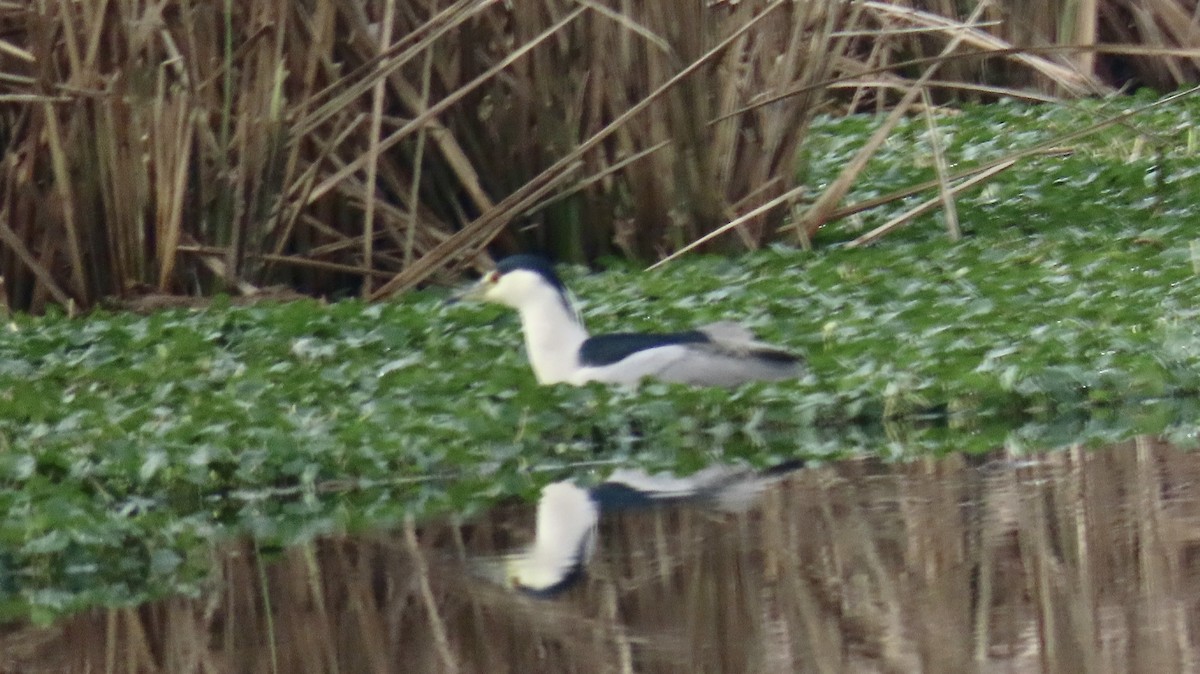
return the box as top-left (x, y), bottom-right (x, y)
top-left (479, 462), bottom-right (804, 596)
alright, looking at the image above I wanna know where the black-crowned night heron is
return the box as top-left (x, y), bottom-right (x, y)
top-left (453, 255), bottom-right (804, 386)
top-left (485, 463), bottom-right (803, 596)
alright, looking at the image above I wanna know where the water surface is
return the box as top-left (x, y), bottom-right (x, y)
top-left (3, 435), bottom-right (1200, 673)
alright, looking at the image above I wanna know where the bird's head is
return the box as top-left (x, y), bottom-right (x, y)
top-left (452, 255), bottom-right (574, 314)
top-left (469, 480), bottom-right (598, 597)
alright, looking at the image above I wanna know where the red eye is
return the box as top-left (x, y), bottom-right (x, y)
top-left (486, 270), bottom-right (501, 284)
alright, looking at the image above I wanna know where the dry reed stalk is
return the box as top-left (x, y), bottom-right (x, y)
top-left (819, 147), bottom-right (1071, 226)
top-left (660, 2), bottom-right (1011, 261)
top-left (1142, 0), bottom-right (1200, 73)
top-left (153, 94), bottom-right (196, 292)
top-left (713, 46), bottom-right (1065, 125)
top-left (829, 77), bottom-right (1062, 102)
top-left (921, 85), bottom-right (960, 241)
top-left (846, 159), bottom-right (1016, 247)
top-left (734, 0), bottom-right (844, 241)
top-left (94, 95), bottom-right (141, 291)
top-left (103, 608), bottom-right (118, 673)
top-left (39, 99), bottom-right (86, 300)
top-left (1066, 445), bottom-right (1101, 669)
top-left (267, 0), bottom-right (338, 265)
top-left (179, 243), bottom-right (398, 280)
top-left (647, 180), bottom-right (809, 270)
top-left (289, 0), bottom-right (492, 139)
top-left (1071, 0), bottom-right (1100, 77)
top-left (302, 7), bottom-right (587, 207)
top-left (972, 475), bottom-right (1001, 664)
top-left (865, 1), bottom-right (1101, 94)
top-left (1132, 436), bottom-right (1184, 672)
top-left (796, 0), bottom-right (991, 241)
top-left (361, 0), bottom-right (399, 297)
top-left (369, 1), bottom-right (791, 298)
top-left (524, 139), bottom-right (672, 219)
top-left (254, 544), bottom-right (281, 674)
top-left (824, 468), bottom-right (917, 671)
top-left (403, 46), bottom-right (435, 268)
top-left (404, 516), bottom-right (460, 674)
top-left (770, 475), bottom-right (844, 674)
top-left (0, 217), bottom-right (71, 306)
top-left (2, 1), bottom-right (1199, 313)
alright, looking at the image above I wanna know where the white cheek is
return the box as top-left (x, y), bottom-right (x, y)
top-left (488, 276), bottom-right (523, 306)
top-left (485, 280), bottom-right (517, 306)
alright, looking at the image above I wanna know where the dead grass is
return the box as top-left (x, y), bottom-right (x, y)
top-left (0, 1), bottom-right (1194, 312)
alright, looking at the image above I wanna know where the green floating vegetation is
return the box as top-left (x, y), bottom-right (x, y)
top-left (2, 93), bottom-right (1200, 621)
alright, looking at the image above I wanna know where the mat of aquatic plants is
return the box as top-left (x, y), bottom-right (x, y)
top-left (2, 92), bottom-right (1200, 622)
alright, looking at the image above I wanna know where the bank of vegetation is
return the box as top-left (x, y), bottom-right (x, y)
top-left (2, 92), bottom-right (1200, 619)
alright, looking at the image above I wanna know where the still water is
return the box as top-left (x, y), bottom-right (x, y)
top-left (4, 435), bottom-right (1200, 673)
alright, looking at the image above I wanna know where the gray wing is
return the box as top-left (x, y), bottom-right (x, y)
top-left (653, 321), bottom-right (803, 386)
top-left (604, 465), bottom-right (793, 513)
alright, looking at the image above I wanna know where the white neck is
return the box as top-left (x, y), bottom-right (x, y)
top-left (515, 288), bottom-right (589, 384)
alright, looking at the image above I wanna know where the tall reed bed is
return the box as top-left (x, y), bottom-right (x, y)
top-left (0, 1), bottom-right (1189, 312)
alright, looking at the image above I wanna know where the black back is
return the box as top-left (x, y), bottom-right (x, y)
top-left (578, 330), bottom-right (711, 366)
top-left (588, 481), bottom-right (661, 512)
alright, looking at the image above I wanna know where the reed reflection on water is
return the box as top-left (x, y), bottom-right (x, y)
top-left (4, 435), bottom-right (1200, 673)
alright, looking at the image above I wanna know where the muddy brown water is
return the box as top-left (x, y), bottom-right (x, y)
top-left (4, 435), bottom-right (1200, 673)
